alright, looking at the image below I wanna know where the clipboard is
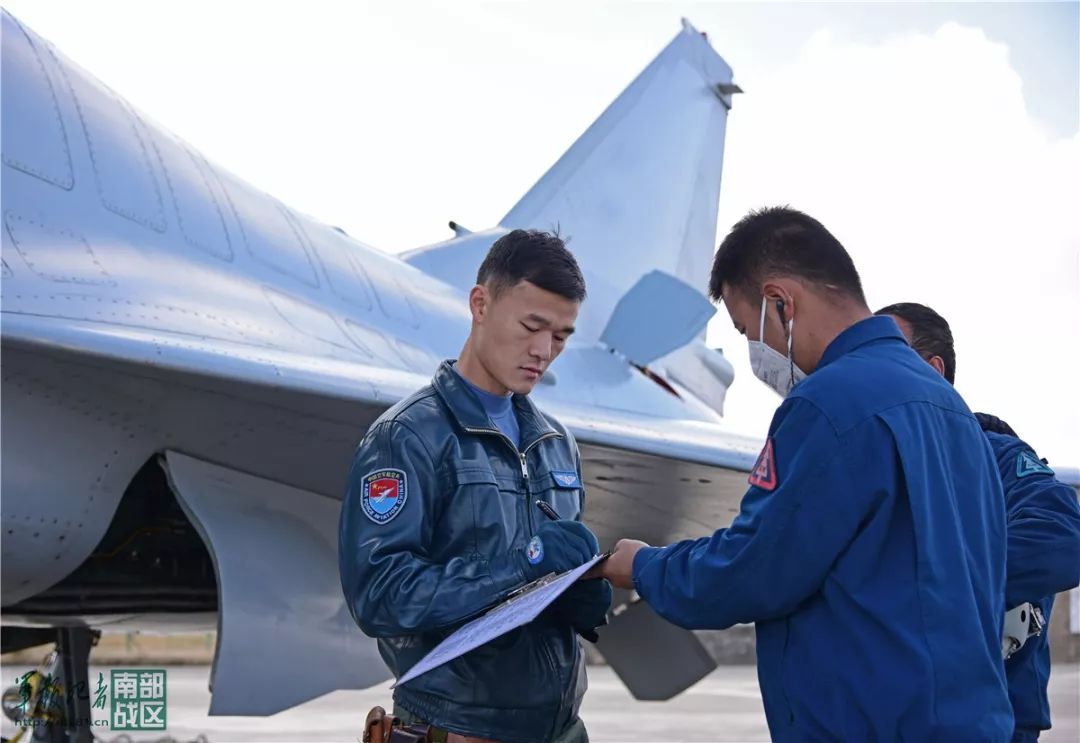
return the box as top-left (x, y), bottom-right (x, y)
top-left (500, 549), bottom-right (609, 605)
top-left (393, 552), bottom-right (609, 688)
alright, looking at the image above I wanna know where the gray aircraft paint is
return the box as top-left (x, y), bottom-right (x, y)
top-left (8, 8), bottom-right (1074, 719)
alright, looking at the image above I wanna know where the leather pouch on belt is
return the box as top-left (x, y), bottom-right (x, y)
top-left (363, 705), bottom-right (501, 743)
top-left (363, 705), bottom-right (435, 743)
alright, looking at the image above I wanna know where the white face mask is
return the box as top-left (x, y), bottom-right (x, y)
top-left (748, 296), bottom-right (807, 397)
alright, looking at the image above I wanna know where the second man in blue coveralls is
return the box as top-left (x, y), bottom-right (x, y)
top-left (878, 301), bottom-right (1080, 742)
top-left (594, 207), bottom-right (1014, 740)
top-left (340, 230), bottom-right (611, 743)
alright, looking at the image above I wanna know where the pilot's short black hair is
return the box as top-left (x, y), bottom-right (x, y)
top-left (477, 229), bottom-right (587, 302)
top-left (709, 206), bottom-right (866, 306)
top-left (875, 302), bottom-right (956, 384)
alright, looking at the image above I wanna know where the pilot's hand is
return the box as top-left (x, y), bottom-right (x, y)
top-left (550, 578), bottom-right (613, 643)
top-left (516, 520), bottom-right (599, 581)
top-left (589, 538), bottom-right (649, 589)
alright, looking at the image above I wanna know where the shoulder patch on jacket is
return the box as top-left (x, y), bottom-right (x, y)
top-left (1015, 451), bottom-right (1053, 479)
top-left (749, 438), bottom-right (778, 491)
top-left (361, 468), bottom-right (408, 523)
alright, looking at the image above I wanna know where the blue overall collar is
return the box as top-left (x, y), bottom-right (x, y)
top-left (817, 315), bottom-right (907, 371)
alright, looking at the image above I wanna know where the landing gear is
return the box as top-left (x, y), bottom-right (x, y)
top-left (2, 627), bottom-right (98, 743)
top-left (49, 628), bottom-right (96, 743)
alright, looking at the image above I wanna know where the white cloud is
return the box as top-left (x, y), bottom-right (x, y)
top-left (710, 23), bottom-right (1080, 464)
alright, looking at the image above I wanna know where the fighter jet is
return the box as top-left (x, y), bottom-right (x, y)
top-left (0, 8), bottom-right (1040, 741)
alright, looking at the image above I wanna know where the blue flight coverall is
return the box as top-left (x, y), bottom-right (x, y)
top-left (983, 430), bottom-right (1080, 742)
top-left (632, 316), bottom-right (1014, 740)
top-left (339, 361), bottom-right (603, 743)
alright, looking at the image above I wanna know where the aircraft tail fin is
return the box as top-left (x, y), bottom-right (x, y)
top-left (405, 19), bottom-right (739, 342)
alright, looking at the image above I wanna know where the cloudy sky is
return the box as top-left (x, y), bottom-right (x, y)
top-left (5, 1), bottom-right (1078, 464)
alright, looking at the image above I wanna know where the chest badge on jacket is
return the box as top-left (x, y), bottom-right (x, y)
top-left (551, 471), bottom-right (580, 488)
top-left (526, 535), bottom-right (545, 564)
top-left (361, 469), bottom-right (408, 524)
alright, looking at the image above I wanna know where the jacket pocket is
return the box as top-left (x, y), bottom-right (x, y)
top-left (531, 469), bottom-right (583, 522)
top-left (447, 468), bottom-right (519, 557)
top-left (779, 619), bottom-right (796, 727)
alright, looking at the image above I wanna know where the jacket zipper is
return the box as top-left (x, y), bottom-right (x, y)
top-left (462, 424), bottom-right (568, 713)
top-left (461, 426), bottom-right (562, 534)
top-left (519, 432), bottom-right (561, 479)
top-left (461, 427), bottom-right (562, 480)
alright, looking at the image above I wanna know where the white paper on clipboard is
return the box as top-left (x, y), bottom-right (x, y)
top-left (393, 553), bottom-right (607, 688)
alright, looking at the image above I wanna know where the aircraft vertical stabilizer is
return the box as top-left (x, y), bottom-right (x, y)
top-left (405, 19), bottom-right (739, 343)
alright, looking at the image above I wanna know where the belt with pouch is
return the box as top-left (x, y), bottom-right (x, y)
top-left (364, 706), bottom-right (500, 743)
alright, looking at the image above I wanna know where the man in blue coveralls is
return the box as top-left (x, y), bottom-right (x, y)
top-left (878, 301), bottom-right (1080, 742)
top-left (340, 230), bottom-right (611, 743)
top-left (593, 207), bottom-right (1014, 740)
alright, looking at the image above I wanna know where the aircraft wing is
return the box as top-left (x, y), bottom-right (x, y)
top-left (7, 298), bottom-right (1079, 712)
top-left (2, 306), bottom-right (762, 710)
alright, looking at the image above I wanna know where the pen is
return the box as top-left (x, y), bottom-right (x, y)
top-left (535, 500), bottom-right (561, 521)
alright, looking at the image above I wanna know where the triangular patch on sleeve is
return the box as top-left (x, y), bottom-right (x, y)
top-left (749, 438), bottom-right (778, 491)
top-left (1016, 450), bottom-right (1053, 478)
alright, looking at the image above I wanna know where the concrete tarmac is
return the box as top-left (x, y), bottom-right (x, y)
top-left (2, 664), bottom-right (1077, 742)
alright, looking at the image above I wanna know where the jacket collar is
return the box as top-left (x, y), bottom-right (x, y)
top-left (431, 360), bottom-right (560, 450)
top-left (817, 315), bottom-right (907, 371)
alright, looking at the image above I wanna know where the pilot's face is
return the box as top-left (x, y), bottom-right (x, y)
top-left (721, 283), bottom-right (778, 348)
top-left (473, 280), bottom-right (579, 395)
